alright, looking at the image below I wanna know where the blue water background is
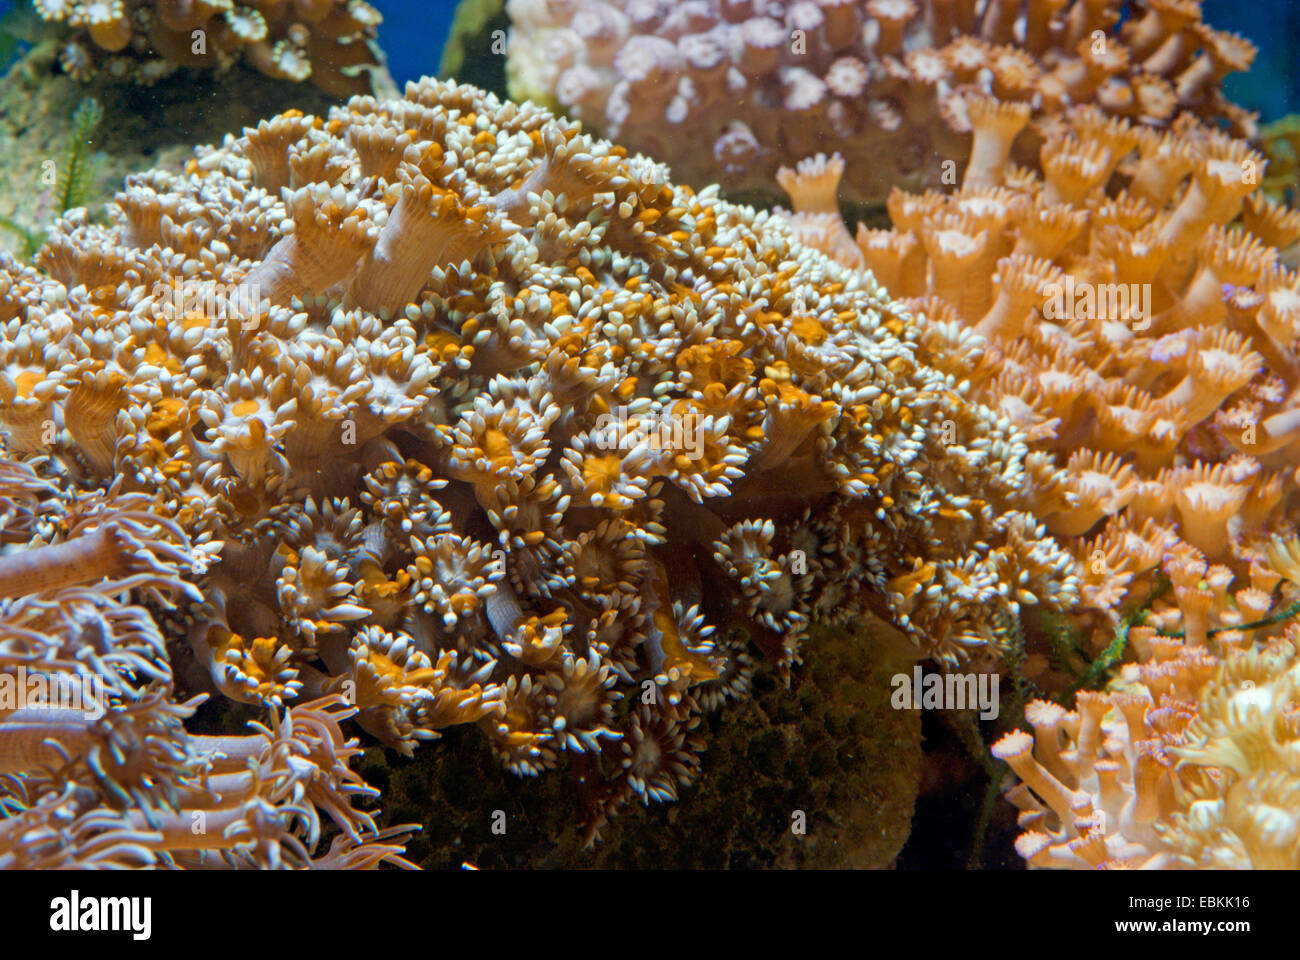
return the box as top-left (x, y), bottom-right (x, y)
top-left (0, 0), bottom-right (1296, 120)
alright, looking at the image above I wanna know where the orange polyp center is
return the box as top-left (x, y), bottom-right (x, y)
top-left (482, 427), bottom-right (514, 465)
top-left (585, 454), bottom-right (623, 491)
top-left (14, 370), bottom-right (43, 399)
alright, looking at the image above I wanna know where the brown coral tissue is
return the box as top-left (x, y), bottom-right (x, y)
top-left (34, 0), bottom-right (387, 96)
top-left (506, 0), bottom-right (1259, 207)
top-left (0, 74), bottom-right (1087, 866)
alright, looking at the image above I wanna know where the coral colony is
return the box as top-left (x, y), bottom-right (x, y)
top-left (32, 0), bottom-right (387, 95)
top-left (0, 0), bottom-right (1298, 870)
top-left (0, 75), bottom-right (1076, 864)
top-left (504, 0), bottom-right (1259, 206)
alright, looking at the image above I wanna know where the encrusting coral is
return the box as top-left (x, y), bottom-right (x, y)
top-left (773, 33), bottom-right (1300, 869)
top-left (504, 0), bottom-right (1258, 208)
top-left (31, 0), bottom-right (388, 96)
top-left (0, 75), bottom-right (1081, 854)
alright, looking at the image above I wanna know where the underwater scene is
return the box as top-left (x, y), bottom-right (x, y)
top-left (0, 0), bottom-right (1298, 891)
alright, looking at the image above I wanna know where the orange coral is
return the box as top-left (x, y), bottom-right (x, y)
top-left (779, 107), bottom-right (1300, 665)
top-left (0, 77), bottom-right (1080, 846)
top-left (773, 59), bottom-right (1300, 868)
top-left (996, 608), bottom-right (1300, 869)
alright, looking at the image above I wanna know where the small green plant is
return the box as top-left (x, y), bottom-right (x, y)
top-left (55, 97), bottom-right (105, 215)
